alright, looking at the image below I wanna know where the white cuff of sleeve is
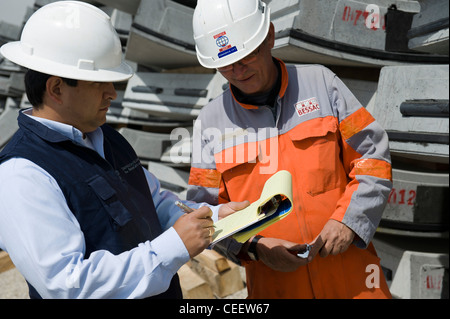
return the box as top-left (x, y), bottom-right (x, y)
top-left (151, 227), bottom-right (190, 273)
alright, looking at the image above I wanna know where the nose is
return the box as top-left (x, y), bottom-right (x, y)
top-left (231, 62), bottom-right (248, 77)
top-left (104, 82), bottom-right (117, 100)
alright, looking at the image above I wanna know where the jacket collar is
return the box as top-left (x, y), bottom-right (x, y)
top-left (18, 109), bottom-right (71, 143)
top-left (230, 58), bottom-right (289, 110)
top-left (18, 109), bottom-right (104, 157)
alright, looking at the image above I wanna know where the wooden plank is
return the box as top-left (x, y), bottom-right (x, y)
top-left (191, 259), bottom-right (244, 298)
top-left (192, 249), bottom-right (230, 273)
top-left (0, 251), bottom-right (14, 274)
top-left (177, 264), bottom-right (214, 299)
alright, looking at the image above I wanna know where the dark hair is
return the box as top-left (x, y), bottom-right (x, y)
top-left (24, 69), bottom-right (78, 108)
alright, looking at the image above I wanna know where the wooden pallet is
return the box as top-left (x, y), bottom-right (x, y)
top-left (178, 250), bottom-right (245, 299)
top-left (0, 251), bottom-right (14, 274)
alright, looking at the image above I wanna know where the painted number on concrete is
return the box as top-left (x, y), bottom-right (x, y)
top-left (342, 4), bottom-right (385, 30)
top-left (388, 188), bottom-right (416, 206)
top-left (421, 265), bottom-right (447, 299)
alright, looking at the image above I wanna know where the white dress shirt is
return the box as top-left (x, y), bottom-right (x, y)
top-left (0, 109), bottom-right (218, 298)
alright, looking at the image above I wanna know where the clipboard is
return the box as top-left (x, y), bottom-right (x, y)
top-left (211, 170), bottom-right (293, 246)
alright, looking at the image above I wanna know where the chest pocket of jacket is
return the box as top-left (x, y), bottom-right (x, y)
top-left (215, 149), bottom-right (259, 203)
top-left (88, 174), bottom-right (133, 230)
top-left (287, 120), bottom-right (343, 196)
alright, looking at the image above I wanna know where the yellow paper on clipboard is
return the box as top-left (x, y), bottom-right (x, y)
top-left (211, 170), bottom-right (293, 246)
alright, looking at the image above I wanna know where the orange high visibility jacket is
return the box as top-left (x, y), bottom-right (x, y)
top-left (187, 61), bottom-right (392, 298)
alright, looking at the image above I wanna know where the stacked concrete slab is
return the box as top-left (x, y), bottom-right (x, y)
top-left (265, 0), bottom-right (448, 67)
top-left (0, 2), bottom-right (29, 151)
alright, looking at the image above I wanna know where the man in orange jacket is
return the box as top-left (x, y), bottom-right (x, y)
top-left (187, 0), bottom-right (393, 298)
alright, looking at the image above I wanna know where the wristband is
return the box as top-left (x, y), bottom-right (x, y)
top-left (247, 235), bottom-right (263, 261)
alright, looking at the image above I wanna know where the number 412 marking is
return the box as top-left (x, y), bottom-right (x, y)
top-left (388, 188), bottom-right (416, 205)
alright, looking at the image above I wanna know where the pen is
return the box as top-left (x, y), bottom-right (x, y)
top-left (175, 200), bottom-right (194, 213)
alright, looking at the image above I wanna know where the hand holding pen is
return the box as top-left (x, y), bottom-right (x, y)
top-left (173, 200), bottom-right (215, 258)
top-left (175, 200), bottom-right (214, 237)
top-left (173, 200), bottom-right (250, 258)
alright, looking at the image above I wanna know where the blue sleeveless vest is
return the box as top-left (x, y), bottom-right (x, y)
top-left (0, 112), bottom-right (181, 299)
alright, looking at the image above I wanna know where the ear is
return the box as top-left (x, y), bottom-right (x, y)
top-left (268, 23), bottom-right (275, 49)
top-left (45, 76), bottom-right (64, 104)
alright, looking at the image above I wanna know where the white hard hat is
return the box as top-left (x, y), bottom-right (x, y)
top-left (0, 1), bottom-right (133, 82)
top-left (193, 0), bottom-right (270, 69)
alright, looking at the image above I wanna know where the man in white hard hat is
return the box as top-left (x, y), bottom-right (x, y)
top-left (0, 1), bottom-right (247, 299)
top-left (187, 0), bottom-right (393, 298)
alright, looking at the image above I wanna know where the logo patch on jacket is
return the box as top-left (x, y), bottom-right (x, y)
top-left (295, 97), bottom-right (320, 117)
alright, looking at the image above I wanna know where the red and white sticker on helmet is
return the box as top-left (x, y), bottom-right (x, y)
top-left (295, 97), bottom-right (320, 117)
top-left (214, 31), bottom-right (227, 40)
top-left (214, 31), bottom-right (237, 59)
